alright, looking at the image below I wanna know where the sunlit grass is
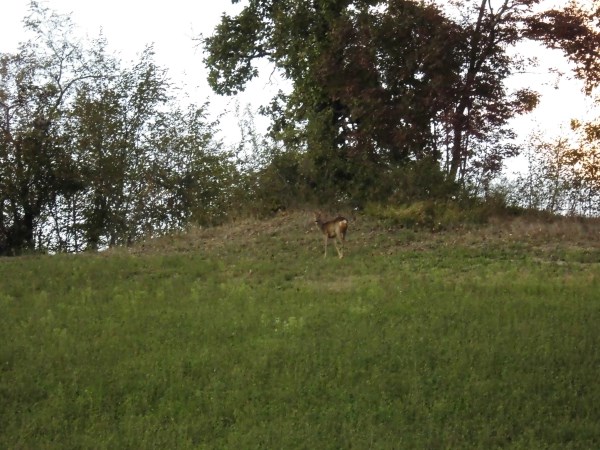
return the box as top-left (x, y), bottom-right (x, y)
top-left (1, 212), bottom-right (599, 448)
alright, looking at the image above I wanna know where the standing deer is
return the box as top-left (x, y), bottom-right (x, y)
top-left (313, 211), bottom-right (348, 259)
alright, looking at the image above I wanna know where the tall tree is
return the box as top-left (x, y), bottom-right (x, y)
top-left (0, 3), bottom-right (106, 254)
top-left (205, 0), bottom-right (464, 200)
top-left (443, 0), bottom-right (599, 182)
top-left (1, 3), bottom-right (231, 254)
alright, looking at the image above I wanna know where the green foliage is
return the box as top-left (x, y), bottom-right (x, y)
top-left (391, 158), bottom-right (458, 202)
top-left (204, 0), bottom-right (600, 194)
top-left (205, 0), bottom-right (465, 198)
top-left (243, 146), bottom-right (462, 214)
top-left (0, 4), bottom-right (234, 254)
top-left (250, 148), bottom-right (310, 213)
top-left (1, 213), bottom-right (600, 448)
top-left (365, 200), bottom-right (473, 231)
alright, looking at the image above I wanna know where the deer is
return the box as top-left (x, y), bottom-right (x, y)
top-left (313, 211), bottom-right (348, 259)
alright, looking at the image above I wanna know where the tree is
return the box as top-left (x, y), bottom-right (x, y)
top-left (205, 0), bottom-right (465, 201)
top-left (568, 118), bottom-right (600, 215)
top-left (510, 133), bottom-right (575, 214)
top-left (1, 3), bottom-right (232, 254)
top-left (525, 0), bottom-right (600, 94)
top-left (445, 0), bottom-right (600, 182)
top-left (44, 46), bottom-right (230, 250)
top-left (0, 3), bottom-right (106, 254)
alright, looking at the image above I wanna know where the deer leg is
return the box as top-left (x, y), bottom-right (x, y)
top-left (323, 235), bottom-right (328, 258)
top-left (334, 237), bottom-right (343, 258)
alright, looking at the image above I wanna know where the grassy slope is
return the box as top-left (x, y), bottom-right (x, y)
top-left (1, 211), bottom-right (599, 449)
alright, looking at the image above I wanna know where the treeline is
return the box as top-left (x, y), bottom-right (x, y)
top-left (0, 5), bottom-right (241, 254)
top-left (2, 1), bottom-right (600, 255)
top-left (204, 0), bottom-right (600, 206)
top-left (507, 127), bottom-right (600, 217)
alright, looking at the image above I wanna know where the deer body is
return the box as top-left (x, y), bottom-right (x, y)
top-left (314, 212), bottom-right (348, 259)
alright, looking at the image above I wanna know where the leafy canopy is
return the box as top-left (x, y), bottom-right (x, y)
top-left (204, 0), bottom-right (600, 201)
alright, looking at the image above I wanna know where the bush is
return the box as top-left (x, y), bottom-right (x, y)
top-left (364, 201), bottom-right (466, 231)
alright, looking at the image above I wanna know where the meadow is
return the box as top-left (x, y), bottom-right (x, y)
top-left (1, 211), bottom-right (599, 449)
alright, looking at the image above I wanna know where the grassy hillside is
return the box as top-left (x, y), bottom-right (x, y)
top-left (1, 211), bottom-right (599, 449)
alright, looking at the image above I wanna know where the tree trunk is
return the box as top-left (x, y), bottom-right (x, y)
top-left (448, 0), bottom-right (488, 182)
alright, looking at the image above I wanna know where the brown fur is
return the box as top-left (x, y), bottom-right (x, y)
top-left (314, 212), bottom-right (348, 259)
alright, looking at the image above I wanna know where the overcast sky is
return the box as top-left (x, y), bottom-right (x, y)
top-left (1, 1), bottom-right (233, 86)
top-left (1, 0), bottom-right (597, 166)
top-left (1, 0), bottom-right (281, 143)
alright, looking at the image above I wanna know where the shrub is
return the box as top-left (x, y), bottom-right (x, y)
top-left (365, 200), bottom-right (467, 231)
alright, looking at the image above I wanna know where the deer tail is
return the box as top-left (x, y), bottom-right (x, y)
top-left (339, 218), bottom-right (348, 233)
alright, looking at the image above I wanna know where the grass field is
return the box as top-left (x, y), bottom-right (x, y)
top-left (1, 211), bottom-right (599, 449)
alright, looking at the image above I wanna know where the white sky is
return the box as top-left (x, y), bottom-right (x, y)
top-left (1, 0), bottom-right (597, 172)
top-left (0, 0), bottom-right (281, 145)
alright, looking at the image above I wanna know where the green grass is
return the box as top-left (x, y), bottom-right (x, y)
top-left (1, 212), bottom-right (600, 449)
